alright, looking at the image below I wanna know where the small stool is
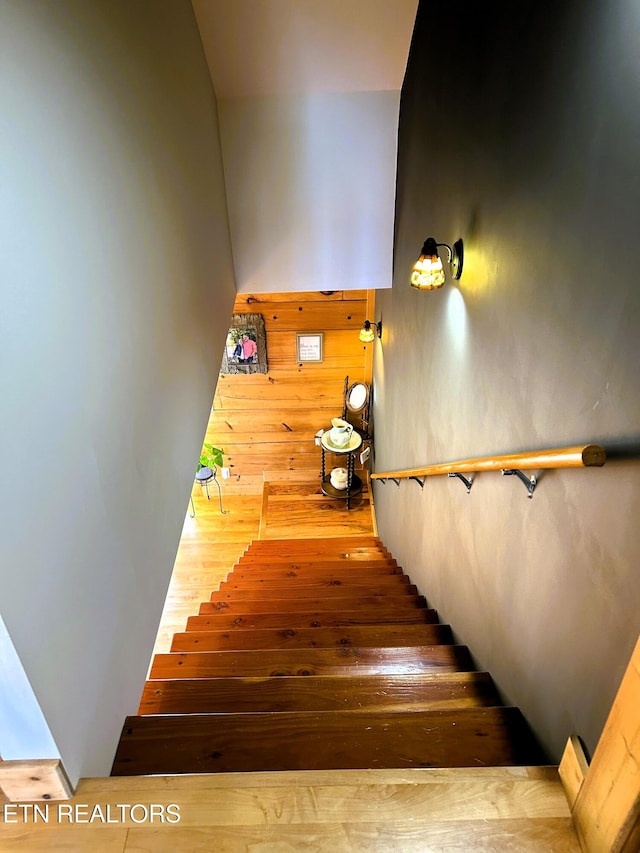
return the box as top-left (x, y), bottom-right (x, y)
top-left (190, 466), bottom-right (226, 516)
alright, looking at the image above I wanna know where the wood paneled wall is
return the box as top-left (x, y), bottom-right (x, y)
top-left (206, 291), bottom-right (374, 495)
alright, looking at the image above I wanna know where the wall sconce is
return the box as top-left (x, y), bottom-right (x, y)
top-left (359, 320), bottom-right (382, 342)
top-left (410, 237), bottom-right (463, 290)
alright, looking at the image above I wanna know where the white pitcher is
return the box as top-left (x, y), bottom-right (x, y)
top-left (330, 467), bottom-right (348, 489)
top-left (329, 417), bottom-right (353, 447)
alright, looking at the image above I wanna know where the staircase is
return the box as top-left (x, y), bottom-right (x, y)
top-left (111, 536), bottom-right (542, 775)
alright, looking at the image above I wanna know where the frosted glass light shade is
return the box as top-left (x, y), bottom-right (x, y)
top-left (410, 238), bottom-right (445, 290)
top-left (410, 257), bottom-right (446, 289)
top-left (358, 320), bottom-right (381, 342)
top-left (359, 323), bottom-right (376, 342)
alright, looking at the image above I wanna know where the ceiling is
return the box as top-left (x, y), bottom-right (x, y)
top-left (191, 0), bottom-right (418, 292)
top-left (192, 0), bottom-right (418, 98)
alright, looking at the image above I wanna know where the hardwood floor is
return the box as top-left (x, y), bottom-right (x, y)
top-left (0, 767), bottom-right (579, 852)
top-left (259, 479), bottom-right (375, 539)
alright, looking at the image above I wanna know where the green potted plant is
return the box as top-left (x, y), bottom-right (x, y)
top-left (197, 442), bottom-right (224, 474)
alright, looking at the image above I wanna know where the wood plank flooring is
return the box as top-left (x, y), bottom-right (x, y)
top-left (150, 491), bottom-right (262, 656)
top-left (259, 479), bottom-right (375, 539)
top-left (0, 768), bottom-right (580, 852)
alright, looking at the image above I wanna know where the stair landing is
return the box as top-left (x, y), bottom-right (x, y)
top-left (259, 478), bottom-right (375, 539)
top-left (0, 767), bottom-right (580, 852)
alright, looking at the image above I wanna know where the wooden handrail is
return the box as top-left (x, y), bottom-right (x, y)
top-left (371, 444), bottom-right (606, 481)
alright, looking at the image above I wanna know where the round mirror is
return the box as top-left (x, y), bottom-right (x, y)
top-left (347, 382), bottom-right (368, 412)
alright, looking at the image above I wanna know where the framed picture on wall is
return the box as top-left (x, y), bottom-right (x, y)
top-left (296, 332), bottom-right (323, 363)
top-left (220, 313), bottom-right (268, 374)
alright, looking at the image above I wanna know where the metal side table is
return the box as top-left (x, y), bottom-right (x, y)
top-left (190, 466), bottom-right (226, 516)
top-left (320, 430), bottom-right (363, 510)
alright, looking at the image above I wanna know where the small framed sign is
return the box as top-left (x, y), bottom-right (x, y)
top-left (296, 332), bottom-right (323, 363)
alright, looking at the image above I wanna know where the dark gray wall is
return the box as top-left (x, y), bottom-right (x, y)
top-left (373, 0), bottom-right (640, 760)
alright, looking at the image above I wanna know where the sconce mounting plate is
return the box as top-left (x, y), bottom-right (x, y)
top-left (450, 239), bottom-right (464, 279)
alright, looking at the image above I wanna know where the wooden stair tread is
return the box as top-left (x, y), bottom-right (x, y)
top-left (212, 581), bottom-right (417, 601)
top-left (199, 595), bottom-right (428, 614)
top-left (186, 609), bottom-right (439, 631)
top-left (227, 563), bottom-right (405, 579)
top-left (235, 556), bottom-right (396, 568)
top-left (246, 536), bottom-right (385, 550)
top-left (239, 555), bottom-right (394, 565)
top-left (115, 535), bottom-right (543, 780)
top-left (241, 539), bottom-right (390, 553)
top-left (138, 672), bottom-right (500, 714)
top-left (171, 623), bottom-right (453, 652)
top-left (248, 544), bottom-right (390, 550)
top-left (233, 556), bottom-right (400, 572)
top-left (112, 707), bottom-right (542, 775)
top-left (223, 568), bottom-right (411, 589)
top-left (149, 645), bottom-right (473, 678)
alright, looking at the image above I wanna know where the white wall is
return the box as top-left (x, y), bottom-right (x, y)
top-left (0, 0), bottom-right (236, 783)
top-left (219, 91), bottom-right (400, 292)
top-left (0, 615), bottom-right (60, 762)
